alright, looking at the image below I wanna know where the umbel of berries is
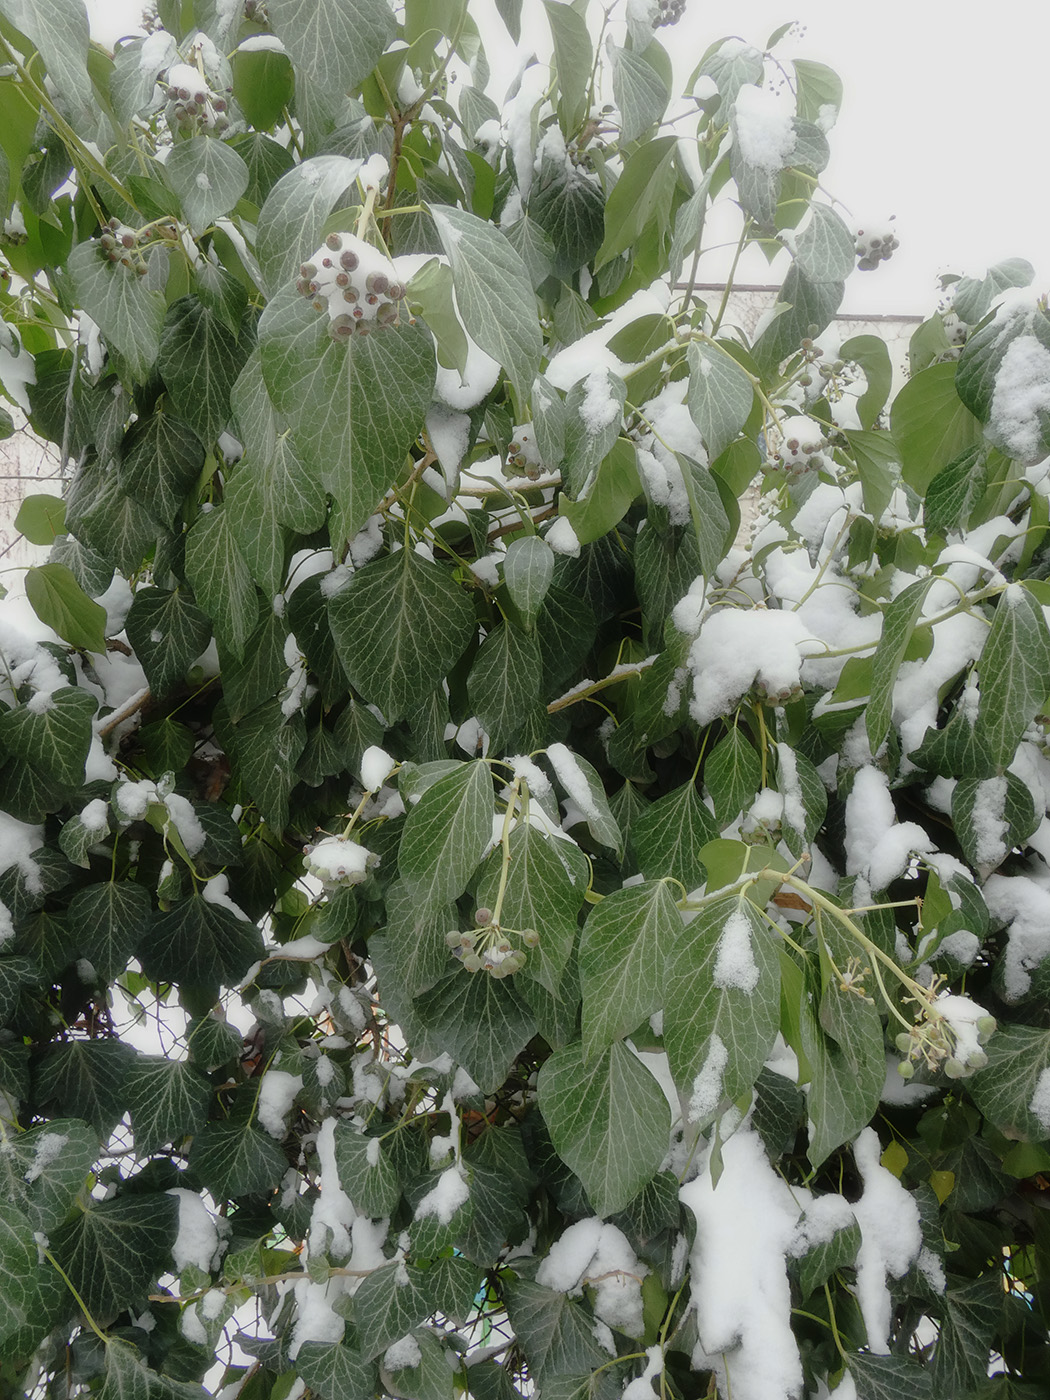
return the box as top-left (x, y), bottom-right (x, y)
top-left (855, 217), bottom-right (900, 271)
top-left (98, 219), bottom-right (148, 276)
top-left (163, 61), bottom-right (231, 136)
top-left (296, 231), bottom-right (406, 341)
top-left (654, 0), bottom-right (687, 26)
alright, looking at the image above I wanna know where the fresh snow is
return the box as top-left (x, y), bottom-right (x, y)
top-left (991, 335), bottom-right (1050, 463)
top-left (681, 1128), bottom-right (804, 1400)
top-left (733, 84), bottom-right (796, 172)
top-left (1029, 1066), bottom-right (1050, 1135)
top-left (713, 906), bottom-right (760, 992)
top-left (852, 1128), bottom-right (922, 1353)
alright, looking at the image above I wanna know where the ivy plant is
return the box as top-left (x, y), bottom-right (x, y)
top-left (0, 1), bottom-right (1049, 1398)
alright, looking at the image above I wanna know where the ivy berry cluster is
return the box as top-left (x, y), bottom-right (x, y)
top-left (653, 0), bottom-right (687, 26)
top-left (97, 218), bottom-right (148, 276)
top-left (296, 232), bottom-right (407, 342)
top-left (855, 217), bottom-right (900, 270)
top-left (162, 62), bottom-right (232, 136)
top-left (445, 907), bottom-right (540, 977)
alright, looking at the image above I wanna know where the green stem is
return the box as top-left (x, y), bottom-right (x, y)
top-left (45, 1248), bottom-right (109, 1345)
top-left (823, 1282), bottom-right (850, 1362)
top-left (710, 223), bottom-right (749, 336)
top-left (489, 778), bottom-right (522, 928)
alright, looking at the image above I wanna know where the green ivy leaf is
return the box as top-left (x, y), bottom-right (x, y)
top-left (415, 971), bottom-right (536, 1095)
top-left (14, 493), bottom-right (65, 546)
top-left (840, 334), bottom-right (893, 430)
top-left (664, 895), bottom-right (780, 1123)
top-left (504, 535), bottom-right (555, 626)
top-left (328, 550), bottom-right (473, 721)
top-left (752, 264), bottom-right (844, 371)
top-left (795, 1212), bottom-right (860, 1297)
top-left (67, 241), bottom-right (166, 381)
top-left (226, 701), bottom-right (306, 832)
top-left (609, 41), bottom-right (670, 145)
top-left (23, 563), bottom-right (108, 653)
top-left (268, 0), bottom-right (396, 98)
top-left (125, 1056), bottom-right (212, 1157)
top-left (801, 973), bottom-right (885, 1169)
top-left (66, 881), bottom-right (151, 983)
top-left (296, 1342), bottom-right (377, 1400)
top-left (632, 781), bottom-right (719, 889)
top-left (542, 0), bottom-right (592, 135)
top-left (157, 296), bottom-right (245, 448)
top-left (793, 59), bottom-right (843, 128)
top-left (466, 623), bottom-right (542, 752)
top-left (538, 1039), bottom-right (670, 1215)
top-left (258, 285), bottom-right (436, 542)
top-left (0, 1118), bottom-right (97, 1235)
top-left (847, 1352), bottom-right (932, 1400)
top-left (51, 1192), bottom-right (178, 1317)
top-left (795, 203), bottom-right (856, 283)
top-left (968, 1024), bottom-right (1050, 1141)
top-left (163, 135), bottom-right (249, 230)
top-left (559, 436), bottom-right (641, 545)
top-left (892, 362), bottom-right (982, 495)
top-left (0, 684), bottom-right (96, 787)
top-left (503, 1277), bottom-right (610, 1382)
top-left (843, 428), bottom-right (900, 523)
top-left (118, 411), bottom-right (206, 525)
top-left (141, 893), bottom-right (265, 997)
top-left (686, 341), bottom-right (754, 464)
top-left (184, 506), bottom-right (258, 661)
top-left (579, 880), bottom-right (680, 1058)
top-left (34, 1040), bottom-right (137, 1139)
top-left (704, 726), bottom-right (761, 826)
top-left (0, 1200), bottom-right (65, 1360)
top-left (595, 135), bottom-right (677, 269)
top-left (430, 203), bottom-right (541, 406)
top-left (399, 761), bottom-right (494, 914)
top-left (124, 588), bottom-right (212, 695)
top-left (189, 1119), bottom-right (289, 1199)
top-left (953, 773), bottom-right (1037, 872)
top-left (931, 1274), bottom-right (1002, 1398)
top-left (974, 585), bottom-right (1050, 771)
top-left (473, 823), bottom-right (588, 996)
top-left (256, 155), bottom-right (361, 295)
top-left (0, 0), bottom-right (93, 125)
top-left (352, 1262), bottom-right (441, 1359)
top-left (866, 576), bottom-right (935, 755)
top-left (333, 1123), bottom-right (401, 1217)
top-left (528, 168), bottom-right (604, 282)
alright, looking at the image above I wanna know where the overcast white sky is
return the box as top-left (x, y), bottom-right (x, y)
top-left (86, 0), bottom-right (1050, 317)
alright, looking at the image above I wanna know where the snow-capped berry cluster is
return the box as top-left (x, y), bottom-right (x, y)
top-left (768, 415), bottom-right (829, 477)
top-left (504, 427), bottom-right (543, 480)
top-left (302, 835), bottom-right (378, 889)
top-left (98, 218), bottom-right (148, 276)
top-left (855, 218), bottom-right (899, 271)
top-left (444, 906), bottom-right (539, 977)
top-left (653, 0), bottom-right (687, 26)
top-left (163, 62), bottom-right (231, 136)
top-left (895, 991), bottom-right (996, 1081)
top-left (296, 232), bottom-right (407, 342)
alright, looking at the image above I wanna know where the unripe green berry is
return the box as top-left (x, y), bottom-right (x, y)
top-left (944, 1058), bottom-right (966, 1079)
top-left (522, 929), bottom-right (540, 947)
top-left (897, 1060), bottom-right (914, 1079)
top-left (462, 952), bottom-right (482, 973)
top-left (326, 232), bottom-right (343, 251)
top-left (895, 1032), bottom-right (912, 1054)
top-left (445, 929), bottom-right (462, 950)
